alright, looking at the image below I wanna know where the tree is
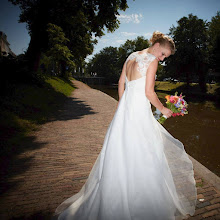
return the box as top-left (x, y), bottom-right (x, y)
top-left (87, 46), bottom-right (119, 84)
top-left (208, 11), bottom-right (220, 73)
top-left (167, 14), bottom-right (208, 92)
top-left (45, 23), bottom-right (75, 78)
top-left (9, 0), bottom-right (128, 72)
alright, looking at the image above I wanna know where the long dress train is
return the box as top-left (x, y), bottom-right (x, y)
top-left (53, 51), bottom-right (197, 220)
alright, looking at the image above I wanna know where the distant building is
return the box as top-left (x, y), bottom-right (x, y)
top-left (0, 31), bottom-right (16, 57)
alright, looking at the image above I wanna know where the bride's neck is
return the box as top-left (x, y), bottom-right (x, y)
top-left (146, 47), bottom-right (153, 54)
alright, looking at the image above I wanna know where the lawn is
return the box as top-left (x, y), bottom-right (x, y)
top-left (155, 81), bottom-right (219, 95)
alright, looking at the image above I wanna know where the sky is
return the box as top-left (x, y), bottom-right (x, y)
top-left (1, 0), bottom-right (220, 60)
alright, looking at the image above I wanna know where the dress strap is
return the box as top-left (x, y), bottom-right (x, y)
top-left (125, 51), bottom-right (157, 78)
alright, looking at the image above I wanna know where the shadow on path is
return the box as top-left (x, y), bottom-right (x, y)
top-left (9, 211), bottom-right (53, 220)
top-left (48, 96), bottom-right (96, 121)
top-left (0, 83), bottom-right (97, 219)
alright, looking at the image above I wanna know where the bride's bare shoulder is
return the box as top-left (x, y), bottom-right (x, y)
top-left (148, 58), bottom-right (158, 69)
top-left (137, 49), bottom-right (148, 55)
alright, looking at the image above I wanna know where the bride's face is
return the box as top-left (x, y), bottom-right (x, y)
top-left (153, 43), bottom-right (171, 62)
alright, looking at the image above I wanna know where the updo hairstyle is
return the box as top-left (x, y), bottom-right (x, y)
top-left (149, 31), bottom-right (175, 55)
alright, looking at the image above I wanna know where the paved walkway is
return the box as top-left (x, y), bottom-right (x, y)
top-left (0, 80), bottom-right (219, 219)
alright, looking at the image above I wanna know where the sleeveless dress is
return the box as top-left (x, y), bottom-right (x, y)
top-left (53, 51), bottom-right (197, 220)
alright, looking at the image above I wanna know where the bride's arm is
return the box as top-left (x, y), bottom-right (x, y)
top-left (118, 61), bottom-right (126, 102)
top-left (145, 59), bottom-right (164, 112)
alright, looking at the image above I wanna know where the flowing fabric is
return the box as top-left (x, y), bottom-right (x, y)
top-left (54, 52), bottom-right (197, 220)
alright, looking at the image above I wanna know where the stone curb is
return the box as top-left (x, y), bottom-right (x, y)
top-left (188, 155), bottom-right (220, 191)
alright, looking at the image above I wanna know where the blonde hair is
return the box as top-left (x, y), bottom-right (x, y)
top-left (149, 31), bottom-right (175, 55)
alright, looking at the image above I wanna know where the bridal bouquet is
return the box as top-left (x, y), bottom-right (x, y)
top-left (158, 92), bottom-right (188, 124)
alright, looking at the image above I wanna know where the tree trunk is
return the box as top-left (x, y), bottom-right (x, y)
top-left (26, 0), bottom-right (50, 72)
top-left (26, 25), bottom-right (48, 71)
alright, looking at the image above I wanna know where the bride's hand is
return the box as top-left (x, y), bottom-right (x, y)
top-left (160, 106), bottom-right (173, 118)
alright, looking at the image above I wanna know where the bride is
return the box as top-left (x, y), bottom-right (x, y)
top-left (53, 31), bottom-right (197, 220)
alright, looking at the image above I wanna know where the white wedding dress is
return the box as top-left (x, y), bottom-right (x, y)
top-left (54, 51), bottom-right (197, 220)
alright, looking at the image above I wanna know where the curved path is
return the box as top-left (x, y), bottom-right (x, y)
top-left (0, 80), bottom-right (219, 219)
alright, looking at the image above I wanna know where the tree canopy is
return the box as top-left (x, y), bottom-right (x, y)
top-left (167, 13), bottom-right (208, 91)
top-left (9, 0), bottom-right (128, 71)
top-left (208, 11), bottom-right (220, 72)
top-left (87, 46), bottom-right (119, 83)
top-left (43, 23), bottom-right (75, 78)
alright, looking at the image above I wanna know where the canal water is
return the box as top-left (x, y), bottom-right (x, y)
top-left (88, 84), bottom-right (220, 177)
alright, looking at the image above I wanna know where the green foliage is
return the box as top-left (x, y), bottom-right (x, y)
top-left (0, 55), bottom-right (46, 93)
top-left (208, 11), bottom-right (220, 72)
top-left (158, 115), bottom-right (167, 124)
top-left (167, 14), bottom-right (209, 92)
top-left (209, 11), bottom-right (220, 50)
top-left (156, 63), bottom-right (164, 80)
top-left (9, 0), bottom-right (128, 71)
top-left (87, 46), bottom-right (119, 84)
top-left (44, 23), bottom-right (75, 78)
top-left (47, 23), bottom-right (69, 46)
top-left (169, 13), bottom-right (208, 65)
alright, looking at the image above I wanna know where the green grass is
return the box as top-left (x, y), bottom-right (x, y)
top-left (155, 81), bottom-right (185, 91)
top-left (0, 76), bottom-right (76, 155)
top-left (45, 77), bottom-right (75, 97)
top-left (196, 178), bottom-right (204, 188)
top-left (155, 81), bottom-right (220, 94)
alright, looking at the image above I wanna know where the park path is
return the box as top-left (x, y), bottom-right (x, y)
top-left (0, 79), bottom-right (220, 219)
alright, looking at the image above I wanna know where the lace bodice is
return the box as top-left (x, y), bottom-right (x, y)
top-left (125, 51), bottom-right (157, 79)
